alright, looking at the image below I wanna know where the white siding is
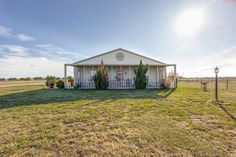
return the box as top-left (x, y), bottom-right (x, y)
top-left (74, 49), bottom-right (165, 66)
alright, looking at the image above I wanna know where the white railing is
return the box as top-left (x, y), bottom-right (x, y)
top-left (77, 81), bottom-right (161, 89)
top-left (109, 81), bottom-right (134, 89)
top-left (147, 82), bottom-right (161, 88)
top-left (79, 81), bottom-right (95, 89)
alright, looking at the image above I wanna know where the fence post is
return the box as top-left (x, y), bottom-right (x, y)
top-left (176, 78), bottom-right (178, 88)
top-left (226, 79), bottom-right (229, 90)
top-left (201, 78), bottom-right (202, 89)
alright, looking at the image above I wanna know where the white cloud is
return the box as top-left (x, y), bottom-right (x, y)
top-left (0, 25), bottom-right (35, 41)
top-left (0, 44), bottom-right (86, 77)
top-left (16, 33), bottom-right (35, 41)
top-left (0, 56), bottom-right (73, 78)
top-left (0, 26), bottom-right (12, 38)
top-left (36, 44), bottom-right (87, 60)
top-left (0, 45), bottom-right (28, 57)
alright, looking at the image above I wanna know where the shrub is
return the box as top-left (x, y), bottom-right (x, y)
top-left (46, 76), bottom-right (56, 88)
top-left (56, 80), bottom-right (64, 89)
top-left (93, 60), bottom-right (109, 90)
top-left (160, 79), bottom-right (171, 89)
top-left (73, 83), bottom-right (81, 89)
top-left (134, 60), bottom-right (148, 89)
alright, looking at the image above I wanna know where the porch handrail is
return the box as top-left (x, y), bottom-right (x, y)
top-left (77, 80), bottom-right (161, 89)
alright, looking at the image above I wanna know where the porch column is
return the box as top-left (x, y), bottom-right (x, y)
top-left (83, 66), bottom-right (85, 81)
top-left (156, 66), bottom-right (158, 87)
top-left (120, 66), bottom-right (123, 80)
top-left (64, 64), bottom-right (67, 88)
top-left (174, 65), bottom-right (177, 88)
top-left (111, 66), bottom-right (114, 80)
top-left (129, 66), bottom-right (131, 80)
top-left (164, 67), bottom-right (167, 80)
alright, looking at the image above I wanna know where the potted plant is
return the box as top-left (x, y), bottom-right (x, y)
top-left (46, 76), bottom-right (56, 88)
top-left (67, 76), bottom-right (74, 87)
top-left (160, 79), bottom-right (171, 89)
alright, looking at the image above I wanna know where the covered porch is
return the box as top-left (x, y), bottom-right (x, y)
top-left (64, 64), bottom-right (177, 89)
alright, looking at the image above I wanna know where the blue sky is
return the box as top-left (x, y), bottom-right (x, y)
top-left (0, 0), bottom-right (236, 77)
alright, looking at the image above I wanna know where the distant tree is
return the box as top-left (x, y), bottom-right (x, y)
top-left (33, 77), bottom-right (43, 80)
top-left (8, 78), bottom-right (17, 81)
top-left (93, 60), bottom-right (109, 90)
top-left (134, 60), bottom-right (148, 89)
top-left (24, 77), bottom-right (32, 81)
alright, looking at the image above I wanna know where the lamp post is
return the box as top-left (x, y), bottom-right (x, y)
top-left (214, 67), bottom-right (219, 101)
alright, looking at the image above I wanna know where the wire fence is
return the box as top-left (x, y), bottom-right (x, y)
top-left (178, 78), bottom-right (236, 90)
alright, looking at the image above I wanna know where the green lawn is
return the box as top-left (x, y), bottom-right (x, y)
top-left (0, 84), bottom-right (235, 156)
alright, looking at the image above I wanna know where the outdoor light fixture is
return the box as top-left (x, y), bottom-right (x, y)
top-left (215, 67), bottom-right (219, 74)
top-left (214, 67), bottom-right (219, 101)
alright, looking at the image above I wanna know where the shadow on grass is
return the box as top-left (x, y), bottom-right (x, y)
top-left (0, 88), bottom-right (176, 109)
top-left (217, 102), bottom-right (236, 121)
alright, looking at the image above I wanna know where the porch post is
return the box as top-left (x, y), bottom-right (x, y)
top-left (83, 66), bottom-right (85, 81)
top-left (111, 65), bottom-right (113, 88)
top-left (64, 64), bottom-right (67, 88)
top-left (120, 65), bottom-right (122, 80)
top-left (156, 66), bottom-right (158, 87)
top-left (165, 67), bottom-right (167, 80)
top-left (129, 66), bottom-right (131, 80)
top-left (174, 65), bottom-right (177, 88)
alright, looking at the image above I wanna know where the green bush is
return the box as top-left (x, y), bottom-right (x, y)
top-left (93, 60), bottom-right (109, 90)
top-left (134, 60), bottom-right (148, 89)
top-left (46, 76), bottom-right (56, 88)
top-left (56, 80), bottom-right (64, 89)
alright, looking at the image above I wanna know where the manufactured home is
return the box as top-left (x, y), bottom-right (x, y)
top-left (64, 48), bottom-right (176, 89)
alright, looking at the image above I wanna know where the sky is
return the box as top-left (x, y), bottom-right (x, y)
top-left (0, 0), bottom-right (236, 78)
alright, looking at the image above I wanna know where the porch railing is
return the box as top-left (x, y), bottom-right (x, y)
top-left (109, 81), bottom-right (134, 89)
top-left (79, 81), bottom-right (95, 89)
top-left (77, 81), bottom-right (161, 89)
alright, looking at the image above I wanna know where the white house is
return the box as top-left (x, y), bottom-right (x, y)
top-left (64, 48), bottom-right (176, 89)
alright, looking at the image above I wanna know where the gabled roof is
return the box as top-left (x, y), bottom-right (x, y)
top-left (73, 48), bottom-right (166, 65)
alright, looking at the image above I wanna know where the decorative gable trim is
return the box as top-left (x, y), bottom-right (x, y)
top-left (73, 48), bottom-right (166, 65)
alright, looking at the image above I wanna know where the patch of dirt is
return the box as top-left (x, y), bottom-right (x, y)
top-left (190, 115), bottom-right (220, 125)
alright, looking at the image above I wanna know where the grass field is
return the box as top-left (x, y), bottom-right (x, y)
top-left (0, 82), bottom-right (235, 156)
top-left (0, 80), bottom-right (44, 88)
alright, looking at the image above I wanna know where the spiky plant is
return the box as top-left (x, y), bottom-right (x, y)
top-left (93, 60), bottom-right (109, 90)
top-left (134, 60), bottom-right (148, 89)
